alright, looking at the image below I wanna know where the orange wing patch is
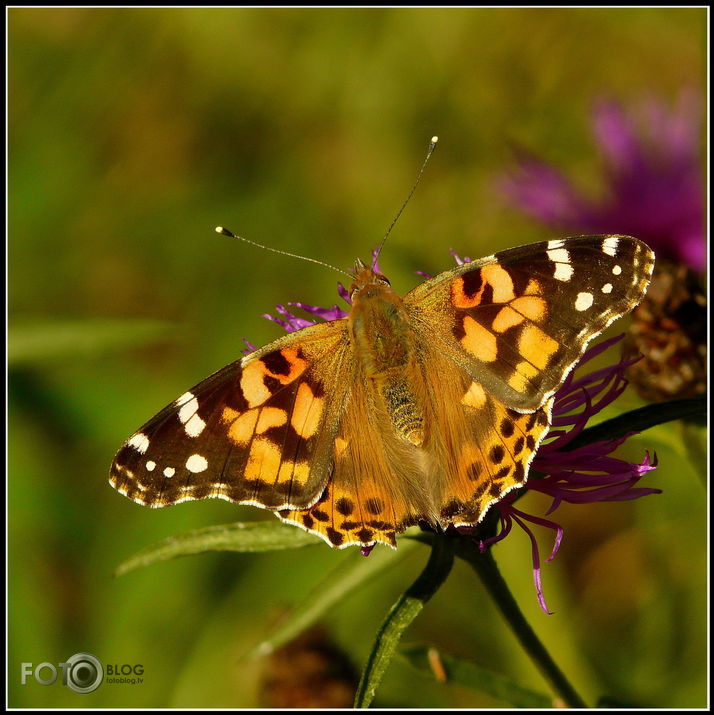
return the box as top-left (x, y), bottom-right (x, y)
top-left (291, 382), bottom-right (324, 439)
top-left (240, 348), bottom-right (309, 408)
top-left (451, 263), bottom-right (516, 309)
top-left (517, 324), bottom-right (560, 371)
top-left (507, 361), bottom-right (540, 393)
top-left (461, 381), bottom-right (487, 409)
top-left (461, 316), bottom-right (498, 362)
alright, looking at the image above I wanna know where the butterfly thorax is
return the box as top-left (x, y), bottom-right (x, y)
top-left (348, 261), bottom-right (425, 446)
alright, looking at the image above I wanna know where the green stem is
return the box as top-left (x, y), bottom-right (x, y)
top-left (456, 544), bottom-right (588, 709)
top-left (354, 535), bottom-right (455, 708)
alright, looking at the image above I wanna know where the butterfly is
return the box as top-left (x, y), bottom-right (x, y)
top-left (110, 235), bottom-right (654, 549)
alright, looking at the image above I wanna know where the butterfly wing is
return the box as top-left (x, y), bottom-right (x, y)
top-left (110, 321), bottom-right (352, 511)
top-left (403, 235), bottom-right (654, 526)
top-left (405, 235), bottom-right (655, 411)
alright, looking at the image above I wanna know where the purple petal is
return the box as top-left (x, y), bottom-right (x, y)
top-left (241, 337), bottom-right (258, 355)
top-left (288, 301), bottom-right (349, 322)
top-left (337, 282), bottom-right (352, 305)
top-left (263, 304), bottom-right (316, 333)
top-left (510, 509), bottom-right (555, 615)
top-left (449, 248), bottom-right (472, 265)
top-left (592, 100), bottom-right (644, 170)
top-left (370, 247), bottom-right (383, 275)
top-left (498, 155), bottom-right (591, 226)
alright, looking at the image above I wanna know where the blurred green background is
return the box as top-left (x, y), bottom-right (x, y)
top-left (9, 7), bottom-right (706, 708)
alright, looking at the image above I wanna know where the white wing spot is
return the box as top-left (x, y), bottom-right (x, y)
top-left (186, 454), bottom-right (208, 473)
top-left (175, 391), bottom-right (195, 407)
top-left (177, 393), bottom-right (205, 437)
top-left (547, 247), bottom-right (569, 263)
top-left (178, 396), bottom-right (199, 423)
top-left (575, 292), bottom-right (594, 311)
top-left (601, 283), bottom-right (613, 294)
top-left (146, 460), bottom-right (156, 471)
top-left (612, 264), bottom-right (622, 275)
top-left (128, 433), bottom-right (150, 454)
top-left (184, 413), bottom-right (206, 438)
top-left (553, 262), bottom-right (574, 281)
top-left (602, 237), bottom-right (619, 256)
top-left (163, 467), bottom-right (176, 478)
top-left (547, 248), bottom-right (573, 281)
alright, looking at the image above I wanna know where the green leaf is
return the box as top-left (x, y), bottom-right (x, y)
top-left (354, 536), bottom-right (454, 708)
top-left (400, 645), bottom-right (553, 708)
top-left (114, 521), bottom-right (321, 576)
top-left (8, 319), bottom-right (177, 365)
top-left (564, 396), bottom-right (707, 451)
top-left (248, 538), bottom-right (420, 659)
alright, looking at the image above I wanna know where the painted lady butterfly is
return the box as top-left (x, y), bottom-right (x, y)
top-left (110, 235), bottom-right (654, 549)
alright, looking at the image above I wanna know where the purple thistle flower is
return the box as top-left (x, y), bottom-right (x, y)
top-left (499, 90), bottom-right (705, 272)
top-left (251, 256), bottom-right (659, 613)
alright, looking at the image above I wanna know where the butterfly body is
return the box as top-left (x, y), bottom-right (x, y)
top-left (110, 235), bottom-right (654, 549)
top-left (349, 259), bottom-right (424, 446)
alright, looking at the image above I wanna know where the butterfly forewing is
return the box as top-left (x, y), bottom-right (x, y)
top-left (110, 321), bottom-right (351, 510)
top-left (406, 235), bottom-right (655, 411)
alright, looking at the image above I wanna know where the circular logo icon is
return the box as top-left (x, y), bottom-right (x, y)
top-left (65, 653), bottom-right (103, 694)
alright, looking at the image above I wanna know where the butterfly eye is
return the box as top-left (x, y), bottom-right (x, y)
top-left (375, 274), bottom-right (391, 286)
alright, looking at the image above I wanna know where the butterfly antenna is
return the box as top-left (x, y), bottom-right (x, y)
top-left (215, 227), bottom-right (352, 278)
top-left (372, 135), bottom-right (438, 270)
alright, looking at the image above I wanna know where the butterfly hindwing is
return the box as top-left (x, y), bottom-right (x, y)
top-left (277, 366), bottom-right (433, 549)
top-left (406, 235), bottom-right (655, 411)
top-left (416, 351), bottom-right (553, 527)
top-left (110, 321), bottom-right (351, 510)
